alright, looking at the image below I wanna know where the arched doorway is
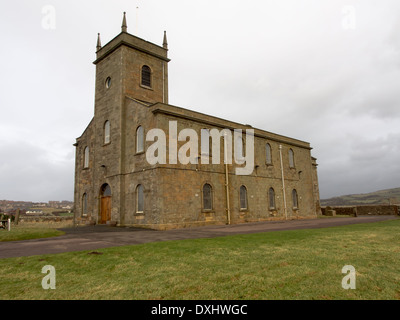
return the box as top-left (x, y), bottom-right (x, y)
top-left (99, 184), bottom-right (112, 224)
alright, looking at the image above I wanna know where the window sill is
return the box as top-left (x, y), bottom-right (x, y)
top-left (103, 142), bottom-right (111, 147)
top-left (140, 84), bottom-right (153, 91)
top-left (135, 151), bottom-right (145, 156)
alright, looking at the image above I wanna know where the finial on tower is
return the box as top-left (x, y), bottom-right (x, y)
top-left (96, 33), bottom-right (102, 51)
top-left (163, 31), bottom-right (168, 49)
top-left (121, 12), bottom-right (127, 33)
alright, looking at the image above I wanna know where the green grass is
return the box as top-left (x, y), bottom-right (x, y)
top-left (0, 219), bottom-right (400, 300)
top-left (0, 226), bottom-right (65, 242)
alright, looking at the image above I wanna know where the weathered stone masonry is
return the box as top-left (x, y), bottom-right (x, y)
top-left (73, 13), bottom-right (321, 230)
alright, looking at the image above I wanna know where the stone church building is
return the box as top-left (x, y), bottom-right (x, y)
top-left (73, 13), bottom-right (321, 229)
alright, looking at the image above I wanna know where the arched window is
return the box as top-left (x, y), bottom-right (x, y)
top-left (269, 187), bottom-right (275, 209)
top-left (289, 148), bottom-right (295, 168)
top-left (82, 193), bottom-right (88, 216)
top-left (240, 185), bottom-right (248, 210)
top-left (136, 184), bottom-right (144, 213)
top-left (202, 183), bottom-right (213, 210)
top-left (84, 146), bottom-right (89, 168)
top-left (141, 65), bottom-right (151, 87)
top-left (266, 143), bottom-right (272, 165)
top-left (104, 120), bottom-right (110, 144)
top-left (105, 77), bottom-right (111, 89)
top-left (292, 189), bottom-right (298, 209)
top-left (136, 126), bottom-right (144, 153)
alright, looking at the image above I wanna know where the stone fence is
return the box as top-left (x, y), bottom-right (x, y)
top-left (321, 205), bottom-right (399, 216)
top-left (16, 216), bottom-right (74, 227)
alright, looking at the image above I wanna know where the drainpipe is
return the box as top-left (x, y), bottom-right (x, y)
top-left (224, 132), bottom-right (231, 225)
top-left (279, 145), bottom-right (288, 220)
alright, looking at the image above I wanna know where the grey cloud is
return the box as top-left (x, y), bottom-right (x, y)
top-left (0, 140), bottom-right (73, 202)
top-left (1, 0), bottom-right (400, 201)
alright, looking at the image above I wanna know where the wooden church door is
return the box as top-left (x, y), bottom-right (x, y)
top-left (100, 184), bottom-right (112, 224)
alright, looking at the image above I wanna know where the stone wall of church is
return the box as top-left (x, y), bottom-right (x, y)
top-left (117, 102), bottom-right (319, 229)
top-left (74, 29), bottom-right (320, 229)
top-left (73, 120), bottom-right (95, 224)
top-left (122, 46), bottom-right (167, 104)
top-left (74, 98), bottom-right (319, 229)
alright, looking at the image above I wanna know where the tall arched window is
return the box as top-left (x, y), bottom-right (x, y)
top-left (240, 185), bottom-right (248, 210)
top-left (136, 184), bottom-right (144, 213)
top-left (269, 187), bottom-right (275, 209)
top-left (104, 120), bottom-right (110, 144)
top-left (202, 183), bottom-right (213, 210)
top-left (289, 148), bottom-right (295, 168)
top-left (141, 65), bottom-right (151, 87)
top-left (292, 189), bottom-right (298, 209)
top-left (136, 126), bottom-right (144, 153)
top-left (266, 143), bottom-right (272, 165)
top-left (84, 146), bottom-right (89, 168)
top-left (82, 193), bottom-right (88, 216)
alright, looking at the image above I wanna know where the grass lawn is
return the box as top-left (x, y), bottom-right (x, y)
top-left (0, 218), bottom-right (399, 300)
top-left (0, 226), bottom-right (65, 242)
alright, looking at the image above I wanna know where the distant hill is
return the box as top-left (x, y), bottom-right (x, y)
top-left (321, 187), bottom-right (400, 206)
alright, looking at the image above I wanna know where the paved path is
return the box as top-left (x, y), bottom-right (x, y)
top-left (0, 215), bottom-right (397, 258)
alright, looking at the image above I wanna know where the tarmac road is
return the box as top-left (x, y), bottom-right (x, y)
top-left (0, 215), bottom-right (397, 258)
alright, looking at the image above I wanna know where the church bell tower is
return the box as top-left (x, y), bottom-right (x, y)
top-left (93, 12), bottom-right (170, 107)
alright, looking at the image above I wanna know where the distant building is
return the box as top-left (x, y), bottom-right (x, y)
top-left (26, 210), bottom-right (43, 215)
top-left (73, 13), bottom-right (321, 230)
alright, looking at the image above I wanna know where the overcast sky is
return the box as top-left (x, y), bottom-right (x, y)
top-left (0, 0), bottom-right (399, 202)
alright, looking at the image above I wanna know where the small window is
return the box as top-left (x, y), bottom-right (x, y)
top-left (292, 189), bottom-right (298, 209)
top-left (136, 126), bottom-right (144, 153)
top-left (240, 185), bottom-right (248, 210)
top-left (266, 143), bottom-right (272, 165)
top-left (136, 184), bottom-right (144, 213)
top-left (105, 77), bottom-right (111, 89)
top-left (289, 149), bottom-right (295, 168)
top-left (84, 146), bottom-right (89, 168)
top-left (82, 193), bottom-right (88, 216)
top-left (141, 65), bottom-right (151, 87)
top-left (269, 187), bottom-right (275, 209)
top-left (202, 183), bottom-right (213, 210)
top-left (104, 120), bottom-right (110, 144)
